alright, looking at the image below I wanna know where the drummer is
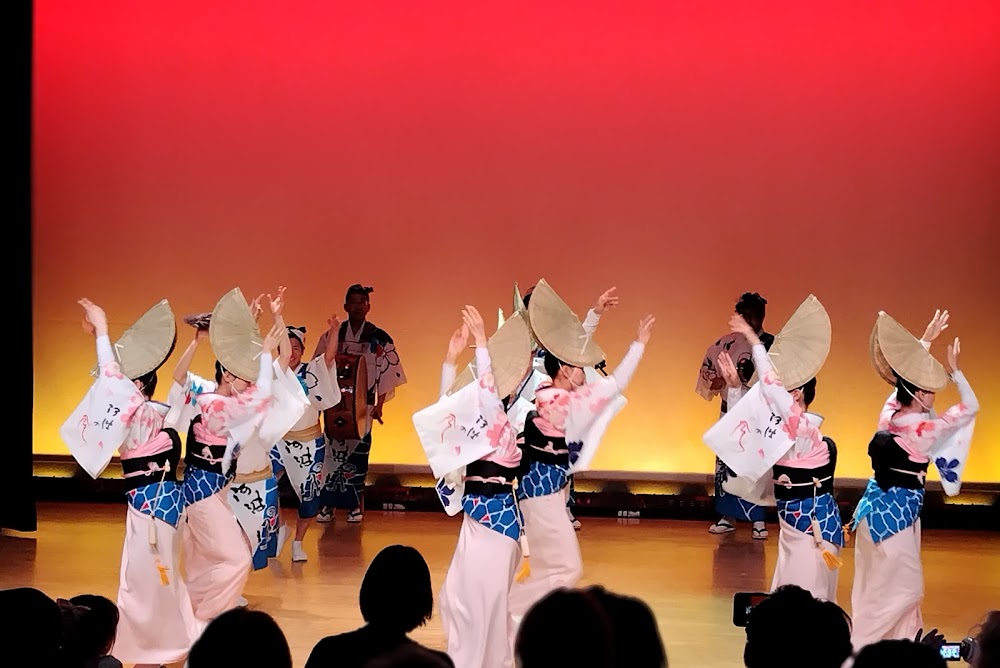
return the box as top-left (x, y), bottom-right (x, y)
top-left (314, 284), bottom-right (407, 524)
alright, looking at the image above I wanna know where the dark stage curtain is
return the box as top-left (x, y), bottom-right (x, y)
top-left (2, 1), bottom-right (37, 532)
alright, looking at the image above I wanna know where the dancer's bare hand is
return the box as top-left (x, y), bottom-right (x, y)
top-left (262, 323), bottom-right (283, 355)
top-left (921, 309), bottom-right (949, 343)
top-left (78, 299), bottom-right (108, 337)
top-left (637, 315), bottom-right (655, 344)
top-left (594, 287), bottom-right (619, 315)
top-left (947, 337), bottom-right (961, 373)
top-left (716, 352), bottom-right (741, 389)
top-left (268, 287), bottom-right (286, 316)
top-left (446, 324), bottom-right (470, 364)
top-left (462, 306), bottom-right (487, 347)
top-left (249, 294), bottom-right (265, 322)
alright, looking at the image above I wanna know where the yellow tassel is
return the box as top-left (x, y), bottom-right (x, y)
top-left (156, 560), bottom-right (170, 586)
top-left (516, 558), bottom-right (531, 582)
top-left (821, 548), bottom-right (844, 571)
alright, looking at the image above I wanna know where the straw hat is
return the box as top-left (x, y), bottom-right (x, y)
top-left (870, 311), bottom-right (948, 392)
top-left (448, 311), bottom-right (534, 398)
top-left (526, 279), bottom-right (606, 367)
top-left (94, 300), bottom-right (177, 380)
top-left (209, 288), bottom-right (263, 382)
top-left (751, 295), bottom-right (831, 390)
top-left (513, 282), bottom-right (538, 349)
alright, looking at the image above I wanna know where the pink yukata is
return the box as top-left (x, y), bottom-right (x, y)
top-left (62, 335), bottom-right (204, 666)
top-left (741, 344), bottom-right (843, 602)
top-left (508, 340), bottom-right (645, 630)
top-left (166, 353), bottom-right (274, 622)
top-left (437, 347), bottom-right (524, 668)
top-left (850, 360), bottom-right (979, 651)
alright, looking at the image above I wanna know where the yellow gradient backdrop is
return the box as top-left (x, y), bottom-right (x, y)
top-left (32, 1), bottom-right (1000, 482)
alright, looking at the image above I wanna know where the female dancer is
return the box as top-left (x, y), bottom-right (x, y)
top-left (166, 290), bottom-right (284, 622)
top-left (719, 303), bottom-right (843, 602)
top-left (851, 310), bottom-right (979, 650)
top-left (509, 280), bottom-right (653, 626)
top-left (61, 298), bottom-right (203, 668)
top-left (269, 314), bottom-right (342, 563)
top-left (418, 306), bottom-right (525, 668)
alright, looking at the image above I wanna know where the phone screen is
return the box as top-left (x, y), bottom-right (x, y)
top-left (939, 643), bottom-right (962, 661)
top-left (733, 592), bottom-right (770, 627)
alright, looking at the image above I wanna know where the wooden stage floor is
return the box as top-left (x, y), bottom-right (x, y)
top-left (2, 502), bottom-right (998, 667)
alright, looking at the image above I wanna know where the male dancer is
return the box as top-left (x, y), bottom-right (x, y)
top-left (696, 292), bottom-right (774, 539)
top-left (315, 284), bottom-right (406, 524)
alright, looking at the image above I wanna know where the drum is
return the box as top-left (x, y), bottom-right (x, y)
top-left (324, 353), bottom-right (369, 442)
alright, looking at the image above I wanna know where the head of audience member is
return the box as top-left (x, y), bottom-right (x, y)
top-left (516, 588), bottom-right (615, 668)
top-left (60, 594), bottom-right (120, 665)
top-left (852, 639), bottom-right (946, 667)
top-left (584, 586), bottom-right (667, 668)
top-left (360, 545), bottom-right (434, 636)
top-left (969, 610), bottom-right (1000, 668)
top-left (364, 643), bottom-right (455, 668)
top-left (187, 608), bottom-right (291, 668)
top-left (743, 585), bottom-right (852, 668)
top-left (0, 587), bottom-right (65, 665)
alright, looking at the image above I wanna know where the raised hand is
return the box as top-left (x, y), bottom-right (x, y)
top-left (462, 306), bottom-right (488, 347)
top-left (716, 352), bottom-right (741, 389)
top-left (78, 299), bottom-right (108, 338)
top-left (262, 323), bottom-right (283, 355)
top-left (914, 628), bottom-right (945, 650)
top-left (729, 313), bottom-right (759, 345)
top-left (594, 287), bottom-right (619, 315)
top-left (268, 286), bottom-right (286, 316)
top-left (326, 313), bottom-right (341, 334)
top-left (249, 294), bottom-right (265, 323)
top-left (637, 315), bottom-right (655, 344)
top-left (947, 337), bottom-right (961, 373)
top-left (446, 324), bottom-right (470, 364)
top-left (921, 309), bottom-right (949, 343)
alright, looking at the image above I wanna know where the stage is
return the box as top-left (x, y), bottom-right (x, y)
top-left (2, 503), bottom-right (997, 668)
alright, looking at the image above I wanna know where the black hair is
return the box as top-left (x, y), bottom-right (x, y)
top-left (744, 585), bottom-right (852, 668)
top-left (975, 610), bottom-right (1000, 668)
top-left (522, 286), bottom-right (534, 308)
top-left (894, 373), bottom-right (923, 407)
top-left (794, 377), bottom-right (817, 407)
top-left (542, 349), bottom-right (563, 379)
top-left (584, 586), bottom-right (667, 668)
top-left (365, 644), bottom-right (455, 668)
top-left (852, 639), bottom-right (946, 668)
top-left (134, 370), bottom-right (158, 399)
top-left (346, 284), bottom-right (374, 303)
top-left (188, 608), bottom-right (291, 668)
top-left (359, 545), bottom-right (434, 634)
top-left (516, 588), bottom-right (615, 667)
top-left (214, 360), bottom-right (225, 384)
top-left (0, 588), bottom-right (63, 665)
top-left (64, 594), bottom-right (119, 660)
top-left (736, 292), bottom-right (767, 321)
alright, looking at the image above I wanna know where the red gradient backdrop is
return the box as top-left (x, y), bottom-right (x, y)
top-left (33, 1), bottom-right (1000, 482)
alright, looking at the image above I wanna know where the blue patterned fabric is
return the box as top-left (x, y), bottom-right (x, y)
top-left (127, 481), bottom-right (184, 528)
top-left (714, 457), bottom-right (766, 522)
top-left (462, 493), bottom-right (521, 542)
top-left (270, 435), bottom-right (327, 518)
top-left (518, 461), bottom-right (570, 500)
top-left (182, 468), bottom-right (227, 506)
top-left (231, 475), bottom-right (281, 571)
top-left (320, 431), bottom-right (372, 510)
top-left (777, 492), bottom-right (844, 547)
top-left (853, 477), bottom-right (924, 544)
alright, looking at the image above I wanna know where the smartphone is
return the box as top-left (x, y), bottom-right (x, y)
top-left (733, 592), bottom-right (770, 627)
top-left (939, 642), bottom-right (962, 661)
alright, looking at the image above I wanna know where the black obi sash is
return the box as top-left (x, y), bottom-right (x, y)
top-left (869, 431), bottom-right (928, 491)
top-left (521, 413), bottom-right (570, 467)
top-left (771, 436), bottom-right (838, 501)
top-left (121, 428), bottom-right (182, 492)
top-left (184, 416), bottom-right (227, 475)
top-left (465, 459), bottom-right (518, 497)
